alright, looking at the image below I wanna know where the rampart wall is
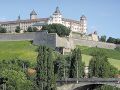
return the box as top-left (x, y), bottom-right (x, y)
top-left (0, 31), bottom-right (119, 50)
top-left (0, 33), bottom-right (35, 41)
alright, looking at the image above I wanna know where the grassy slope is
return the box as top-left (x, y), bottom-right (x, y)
top-left (82, 54), bottom-right (120, 70)
top-left (78, 46), bottom-right (120, 60)
top-left (0, 41), bottom-right (37, 64)
top-left (79, 46), bottom-right (120, 70)
top-left (0, 41), bottom-right (119, 70)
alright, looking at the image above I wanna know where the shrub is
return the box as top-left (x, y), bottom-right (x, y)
top-left (42, 24), bottom-right (71, 37)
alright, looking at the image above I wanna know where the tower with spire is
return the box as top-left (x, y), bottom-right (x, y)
top-left (30, 10), bottom-right (37, 20)
top-left (48, 6), bottom-right (62, 24)
top-left (80, 15), bottom-right (87, 34)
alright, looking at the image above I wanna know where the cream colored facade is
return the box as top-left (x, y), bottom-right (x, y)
top-left (0, 7), bottom-right (98, 41)
top-left (0, 7), bottom-right (87, 34)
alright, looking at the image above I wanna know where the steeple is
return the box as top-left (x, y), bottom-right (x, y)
top-left (80, 15), bottom-right (87, 20)
top-left (30, 10), bottom-right (37, 15)
top-left (80, 15), bottom-right (87, 34)
top-left (17, 15), bottom-right (20, 21)
top-left (53, 6), bottom-right (61, 15)
top-left (30, 10), bottom-right (37, 20)
top-left (49, 6), bottom-right (62, 24)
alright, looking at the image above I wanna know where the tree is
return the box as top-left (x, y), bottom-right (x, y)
top-left (89, 49), bottom-right (118, 78)
top-left (42, 24), bottom-right (71, 37)
top-left (0, 59), bottom-right (33, 90)
top-left (15, 26), bottom-right (21, 33)
top-left (115, 46), bottom-right (120, 52)
top-left (107, 37), bottom-right (116, 43)
top-left (115, 38), bottom-right (120, 44)
top-left (47, 48), bottom-right (56, 90)
top-left (69, 48), bottom-right (85, 78)
top-left (100, 35), bottom-right (106, 42)
top-left (107, 37), bottom-right (120, 44)
top-left (0, 26), bottom-right (7, 33)
top-left (27, 27), bottom-right (33, 32)
top-left (54, 55), bottom-right (68, 80)
top-left (33, 27), bottom-right (38, 32)
top-left (27, 27), bottom-right (38, 32)
top-left (36, 46), bottom-right (56, 90)
top-left (1, 69), bottom-right (33, 90)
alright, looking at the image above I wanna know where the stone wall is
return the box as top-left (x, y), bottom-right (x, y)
top-left (0, 33), bottom-right (35, 41)
top-left (73, 39), bottom-right (117, 49)
top-left (0, 31), bottom-right (119, 50)
top-left (33, 31), bottom-right (56, 48)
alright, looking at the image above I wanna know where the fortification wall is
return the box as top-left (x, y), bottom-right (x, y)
top-left (33, 31), bottom-right (56, 48)
top-left (0, 33), bottom-right (35, 41)
top-left (56, 36), bottom-right (74, 49)
top-left (73, 39), bottom-right (117, 49)
top-left (0, 31), bottom-right (119, 50)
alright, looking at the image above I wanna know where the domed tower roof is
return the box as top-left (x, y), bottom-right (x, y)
top-left (30, 10), bottom-right (37, 15)
top-left (53, 6), bottom-right (61, 15)
top-left (80, 15), bottom-right (87, 20)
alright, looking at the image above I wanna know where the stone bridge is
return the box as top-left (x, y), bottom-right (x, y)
top-left (57, 78), bottom-right (120, 90)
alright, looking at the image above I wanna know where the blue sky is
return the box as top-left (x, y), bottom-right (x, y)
top-left (0, 0), bottom-right (120, 38)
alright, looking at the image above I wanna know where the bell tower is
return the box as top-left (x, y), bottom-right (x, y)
top-left (80, 15), bottom-right (87, 34)
top-left (50, 6), bottom-right (62, 24)
top-left (30, 10), bottom-right (37, 20)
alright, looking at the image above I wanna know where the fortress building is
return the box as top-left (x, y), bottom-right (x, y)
top-left (0, 7), bottom-right (98, 41)
top-left (0, 7), bottom-right (87, 34)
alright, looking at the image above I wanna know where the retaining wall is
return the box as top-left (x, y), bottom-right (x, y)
top-left (0, 31), bottom-right (119, 50)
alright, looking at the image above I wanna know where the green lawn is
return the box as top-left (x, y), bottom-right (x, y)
top-left (78, 46), bottom-right (120, 60)
top-left (0, 41), bottom-right (38, 64)
top-left (0, 41), bottom-right (119, 70)
top-left (82, 54), bottom-right (120, 70)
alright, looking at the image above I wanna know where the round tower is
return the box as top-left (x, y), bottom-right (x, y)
top-left (30, 10), bottom-right (37, 20)
top-left (50, 6), bottom-right (62, 24)
top-left (80, 15), bottom-right (87, 34)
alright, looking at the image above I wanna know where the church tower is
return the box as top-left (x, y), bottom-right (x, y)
top-left (80, 15), bottom-right (87, 34)
top-left (30, 10), bottom-right (37, 20)
top-left (48, 7), bottom-right (62, 24)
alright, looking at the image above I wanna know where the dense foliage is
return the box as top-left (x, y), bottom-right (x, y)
top-left (115, 46), bottom-right (120, 52)
top-left (89, 49), bottom-right (119, 78)
top-left (107, 37), bottom-right (120, 44)
top-left (54, 55), bottom-right (69, 80)
top-left (0, 42), bottom-right (119, 90)
top-left (36, 46), bottom-right (56, 90)
top-left (100, 35), bottom-right (106, 42)
top-left (69, 48), bottom-right (85, 78)
top-left (0, 59), bottom-right (35, 90)
top-left (15, 26), bottom-right (21, 33)
top-left (27, 27), bottom-right (38, 32)
top-left (0, 26), bottom-right (7, 33)
top-left (42, 24), bottom-right (71, 37)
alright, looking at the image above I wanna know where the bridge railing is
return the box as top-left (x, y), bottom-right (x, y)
top-left (56, 78), bottom-right (120, 83)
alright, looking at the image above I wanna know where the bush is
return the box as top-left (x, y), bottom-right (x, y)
top-left (15, 26), bottom-right (21, 33)
top-left (27, 27), bottom-right (38, 32)
top-left (42, 24), bottom-right (71, 37)
top-left (0, 26), bottom-right (7, 33)
top-left (115, 46), bottom-right (120, 52)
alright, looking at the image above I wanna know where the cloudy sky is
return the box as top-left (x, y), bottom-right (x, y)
top-left (0, 0), bottom-right (120, 38)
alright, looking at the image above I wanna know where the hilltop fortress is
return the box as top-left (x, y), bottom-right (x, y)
top-left (0, 7), bottom-right (98, 41)
top-left (0, 7), bottom-right (119, 53)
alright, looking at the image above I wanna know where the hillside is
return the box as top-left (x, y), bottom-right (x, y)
top-left (79, 46), bottom-right (120, 70)
top-left (78, 46), bottom-right (120, 60)
top-left (0, 41), bottom-right (119, 70)
top-left (82, 54), bottom-right (120, 70)
top-left (0, 41), bottom-right (37, 65)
